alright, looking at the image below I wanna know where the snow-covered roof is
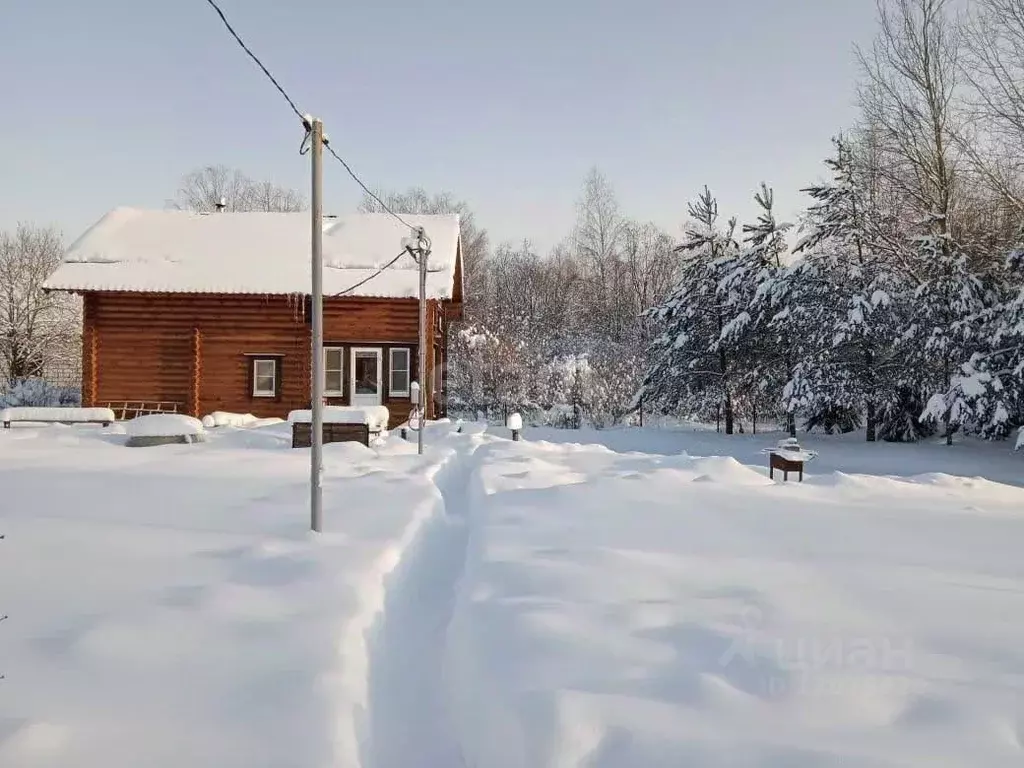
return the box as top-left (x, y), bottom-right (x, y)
top-left (44, 208), bottom-right (462, 299)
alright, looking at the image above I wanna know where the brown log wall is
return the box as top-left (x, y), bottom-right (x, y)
top-left (84, 292), bottom-right (448, 427)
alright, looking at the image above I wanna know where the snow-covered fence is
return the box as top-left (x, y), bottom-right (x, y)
top-left (2, 406), bottom-right (115, 428)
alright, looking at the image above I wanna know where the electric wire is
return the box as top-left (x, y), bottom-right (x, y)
top-left (332, 249), bottom-right (411, 296)
top-left (202, 0), bottom-right (414, 232)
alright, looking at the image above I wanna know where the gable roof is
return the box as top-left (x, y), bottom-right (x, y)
top-left (43, 208), bottom-right (462, 300)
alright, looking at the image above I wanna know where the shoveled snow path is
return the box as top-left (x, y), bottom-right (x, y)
top-left (363, 426), bottom-right (486, 768)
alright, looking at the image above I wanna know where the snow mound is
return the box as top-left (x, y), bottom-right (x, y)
top-left (201, 411), bottom-right (258, 428)
top-left (689, 455), bottom-right (772, 485)
top-left (123, 414), bottom-right (205, 437)
top-left (323, 441), bottom-right (378, 461)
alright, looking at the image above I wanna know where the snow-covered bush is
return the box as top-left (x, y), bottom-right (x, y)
top-left (803, 404), bottom-right (862, 435)
top-left (202, 411), bottom-right (258, 428)
top-left (1, 377), bottom-right (80, 408)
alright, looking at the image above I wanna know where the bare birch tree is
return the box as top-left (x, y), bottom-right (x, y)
top-left (173, 165), bottom-right (306, 213)
top-left (0, 224), bottom-right (80, 388)
top-left (857, 0), bottom-right (962, 231)
top-left (573, 168), bottom-right (629, 342)
top-left (357, 187), bottom-right (490, 315)
top-left (960, 0), bottom-right (1024, 216)
top-left (621, 221), bottom-right (678, 339)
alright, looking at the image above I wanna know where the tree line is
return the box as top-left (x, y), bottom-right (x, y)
top-left (4, 0), bottom-right (1023, 450)
top-left (644, 0), bottom-right (1024, 445)
top-left (447, 0), bottom-right (1024, 448)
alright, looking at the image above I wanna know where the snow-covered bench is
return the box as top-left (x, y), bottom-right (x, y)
top-left (2, 407), bottom-right (116, 429)
top-left (288, 406), bottom-right (389, 448)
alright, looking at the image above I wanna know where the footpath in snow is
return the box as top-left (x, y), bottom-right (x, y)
top-left (445, 432), bottom-right (1024, 767)
top-left (0, 419), bottom-right (478, 768)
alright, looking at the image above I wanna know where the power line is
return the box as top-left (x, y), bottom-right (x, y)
top-left (202, 0), bottom-right (304, 122)
top-left (324, 144), bottom-right (415, 230)
top-left (332, 249), bottom-right (410, 296)
top-left (202, 0), bottom-right (414, 232)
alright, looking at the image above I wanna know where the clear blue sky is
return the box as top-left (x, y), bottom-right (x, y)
top-left (0, 0), bottom-right (878, 251)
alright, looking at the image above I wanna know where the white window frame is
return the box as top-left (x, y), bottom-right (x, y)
top-left (389, 347), bottom-right (412, 398)
top-left (252, 358), bottom-right (277, 398)
top-left (324, 346), bottom-right (345, 396)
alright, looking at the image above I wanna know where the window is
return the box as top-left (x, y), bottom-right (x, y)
top-left (251, 358), bottom-right (279, 398)
top-left (389, 347), bottom-right (411, 398)
top-left (324, 347), bottom-right (344, 395)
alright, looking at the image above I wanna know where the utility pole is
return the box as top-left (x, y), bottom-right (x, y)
top-left (417, 231), bottom-right (427, 456)
top-left (310, 117), bottom-right (325, 532)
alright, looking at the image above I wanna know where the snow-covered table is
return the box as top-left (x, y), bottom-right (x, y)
top-left (763, 438), bottom-right (818, 481)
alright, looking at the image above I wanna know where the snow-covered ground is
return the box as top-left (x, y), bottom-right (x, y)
top-left (0, 420), bottom-right (480, 768)
top-left (448, 430), bottom-right (1024, 767)
top-left (2, 420), bottom-right (1022, 767)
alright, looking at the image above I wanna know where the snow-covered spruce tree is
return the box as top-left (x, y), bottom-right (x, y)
top-left (641, 187), bottom-right (745, 433)
top-left (735, 183), bottom-right (795, 435)
top-left (782, 135), bottom-right (905, 441)
top-left (858, 0), bottom-right (990, 444)
top-left (912, 229), bottom-right (992, 441)
top-left (928, 234), bottom-right (1024, 441)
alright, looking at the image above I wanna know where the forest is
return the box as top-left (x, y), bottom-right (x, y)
top-left (442, 0), bottom-right (1024, 446)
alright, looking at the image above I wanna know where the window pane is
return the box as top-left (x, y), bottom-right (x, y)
top-left (390, 348), bottom-right (410, 395)
top-left (253, 359), bottom-right (277, 395)
top-left (354, 353), bottom-right (378, 395)
top-left (325, 348), bottom-right (343, 372)
top-left (325, 370), bottom-right (343, 393)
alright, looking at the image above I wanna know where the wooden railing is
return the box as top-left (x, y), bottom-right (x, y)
top-left (102, 401), bottom-right (184, 420)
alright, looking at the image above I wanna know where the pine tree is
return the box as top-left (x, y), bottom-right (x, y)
top-left (928, 232), bottom-right (1024, 440)
top-left (784, 135), bottom-right (905, 441)
top-left (738, 183), bottom-right (795, 435)
top-left (641, 187), bottom-right (745, 433)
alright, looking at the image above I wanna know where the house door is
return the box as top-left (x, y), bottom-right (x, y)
top-left (350, 347), bottom-right (383, 407)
